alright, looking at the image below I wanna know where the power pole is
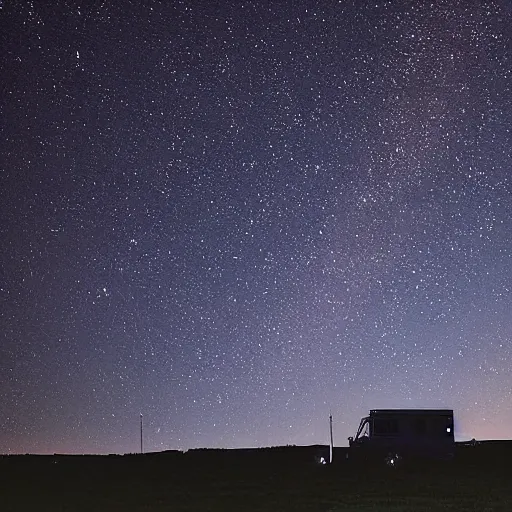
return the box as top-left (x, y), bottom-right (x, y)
top-left (140, 413), bottom-right (143, 454)
top-left (329, 412), bottom-right (333, 464)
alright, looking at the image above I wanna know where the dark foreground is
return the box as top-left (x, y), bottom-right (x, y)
top-left (1, 442), bottom-right (511, 511)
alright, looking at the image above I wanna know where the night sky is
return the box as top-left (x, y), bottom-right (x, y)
top-left (1, 0), bottom-right (511, 455)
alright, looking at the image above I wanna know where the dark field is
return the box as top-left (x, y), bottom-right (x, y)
top-left (1, 442), bottom-right (511, 511)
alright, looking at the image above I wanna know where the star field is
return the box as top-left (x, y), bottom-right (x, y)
top-left (1, 0), bottom-right (511, 454)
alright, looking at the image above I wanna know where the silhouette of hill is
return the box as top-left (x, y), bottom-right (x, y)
top-left (2, 442), bottom-right (512, 511)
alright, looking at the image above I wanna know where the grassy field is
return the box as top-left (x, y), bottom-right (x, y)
top-left (1, 442), bottom-right (510, 511)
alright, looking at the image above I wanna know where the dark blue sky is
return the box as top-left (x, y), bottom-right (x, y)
top-left (1, 0), bottom-right (511, 454)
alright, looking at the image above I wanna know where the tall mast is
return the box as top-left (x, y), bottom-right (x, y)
top-left (140, 413), bottom-right (144, 454)
top-left (329, 412), bottom-right (333, 464)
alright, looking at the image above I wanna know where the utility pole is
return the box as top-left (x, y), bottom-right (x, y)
top-left (140, 413), bottom-right (143, 454)
top-left (329, 412), bottom-right (333, 464)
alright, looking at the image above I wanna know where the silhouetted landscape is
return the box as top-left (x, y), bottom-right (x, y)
top-left (2, 441), bottom-right (511, 511)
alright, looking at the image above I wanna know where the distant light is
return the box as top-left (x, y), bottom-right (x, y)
top-left (319, 457), bottom-right (326, 465)
top-left (386, 453), bottom-right (400, 467)
top-left (447, 427), bottom-right (451, 433)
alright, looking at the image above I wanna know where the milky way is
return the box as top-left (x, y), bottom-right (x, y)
top-left (1, 1), bottom-right (511, 454)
